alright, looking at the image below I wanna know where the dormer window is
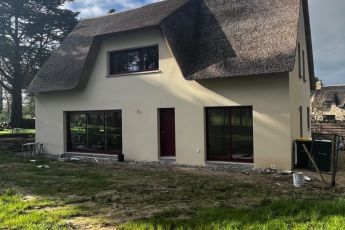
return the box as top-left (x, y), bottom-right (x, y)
top-left (323, 101), bottom-right (332, 111)
top-left (109, 45), bottom-right (159, 75)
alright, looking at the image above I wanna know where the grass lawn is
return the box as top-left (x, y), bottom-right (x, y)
top-left (0, 152), bottom-right (345, 229)
top-left (0, 129), bottom-right (35, 135)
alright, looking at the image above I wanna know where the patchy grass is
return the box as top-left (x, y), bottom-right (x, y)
top-left (120, 199), bottom-right (345, 230)
top-left (0, 189), bottom-right (81, 230)
top-left (0, 129), bottom-right (35, 135)
top-left (0, 152), bottom-right (345, 229)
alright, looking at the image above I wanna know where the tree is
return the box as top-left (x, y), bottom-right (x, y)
top-left (314, 76), bottom-right (324, 85)
top-left (0, 0), bottom-right (79, 126)
top-left (108, 9), bottom-right (116, 14)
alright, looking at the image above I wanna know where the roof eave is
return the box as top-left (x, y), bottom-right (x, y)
top-left (302, 0), bottom-right (316, 91)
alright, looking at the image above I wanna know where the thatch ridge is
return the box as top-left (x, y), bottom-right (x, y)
top-left (27, 0), bottom-right (314, 93)
top-left (313, 86), bottom-right (345, 108)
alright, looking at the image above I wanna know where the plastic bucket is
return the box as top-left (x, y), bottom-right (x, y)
top-left (293, 172), bottom-right (305, 187)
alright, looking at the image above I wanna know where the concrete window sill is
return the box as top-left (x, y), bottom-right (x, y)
top-left (107, 70), bottom-right (162, 78)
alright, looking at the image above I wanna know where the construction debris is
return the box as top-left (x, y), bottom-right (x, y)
top-left (37, 165), bottom-right (49, 169)
top-left (70, 157), bottom-right (81, 162)
top-left (304, 176), bottom-right (311, 181)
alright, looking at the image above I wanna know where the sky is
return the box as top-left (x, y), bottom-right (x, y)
top-left (62, 0), bottom-right (345, 86)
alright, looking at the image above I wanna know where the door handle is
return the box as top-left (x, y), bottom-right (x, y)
top-left (162, 131), bottom-right (166, 135)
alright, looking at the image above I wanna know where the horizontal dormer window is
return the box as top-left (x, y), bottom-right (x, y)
top-left (109, 45), bottom-right (159, 75)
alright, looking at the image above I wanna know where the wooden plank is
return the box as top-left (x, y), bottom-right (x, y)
top-left (302, 144), bottom-right (328, 188)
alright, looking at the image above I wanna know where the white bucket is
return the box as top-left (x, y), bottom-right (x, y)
top-left (293, 172), bottom-right (305, 187)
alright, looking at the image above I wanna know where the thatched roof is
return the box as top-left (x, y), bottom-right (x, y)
top-left (27, 0), bottom-right (315, 93)
top-left (313, 86), bottom-right (345, 108)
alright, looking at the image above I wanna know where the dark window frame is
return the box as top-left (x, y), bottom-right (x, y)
top-left (205, 106), bottom-right (254, 163)
top-left (307, 107), bottom-right (310, 130)
top-left (66, 110), bottom-right (122, 155)
top-left (108, 45), bottom-right (159, 75)
top-left (298, 43), bottom-right (302, 78)
top-left (302, 49), bottom-right (306, 82)
top-left (299, 106), bottom-right (303, 137)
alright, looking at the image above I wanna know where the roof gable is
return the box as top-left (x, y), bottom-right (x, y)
top-left (313, 86), bottom-right (345, 109)
top-left (28, 0), bottom-right (314, 93)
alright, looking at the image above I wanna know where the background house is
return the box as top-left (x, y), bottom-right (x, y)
top-left (311, 82), bottom-right (345, 122)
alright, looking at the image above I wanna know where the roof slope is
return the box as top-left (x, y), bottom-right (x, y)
top-left (313, 86), bottom-right (345, 108)
top-left (28, 0), bottom-right (314, 93)
top-left (28, 0), bottom-right (189, 93)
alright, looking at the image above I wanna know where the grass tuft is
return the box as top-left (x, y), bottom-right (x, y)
top-left (120, 199), bottom-right (345, 230)
top-left (0, 189), bottom-right (81, 230)
top-left (0, 152), bottom-right (345, 229)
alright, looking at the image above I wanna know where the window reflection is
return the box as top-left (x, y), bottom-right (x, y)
top-left (207, 107), bottom-right (253, 162)
top-left (109, 46), bottom-right (159, 75)
top-left (67, 111), bottom-right (122, 154)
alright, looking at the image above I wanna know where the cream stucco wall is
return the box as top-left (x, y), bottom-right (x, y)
top-left (35, 25), bottom-right (305, 170)
top-left (289, 5), bottom-right (312, 144)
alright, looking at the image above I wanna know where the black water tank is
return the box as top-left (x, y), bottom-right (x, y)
top-left (312, 140), bottom-right (332, 172)
top-left (295, 139), bottom-right (312, 169)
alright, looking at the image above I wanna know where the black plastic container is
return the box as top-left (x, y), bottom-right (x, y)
top-left (295, 139), bottom-right (312, 169)
top-left (118, 153), bottom-right (125, 162)
top-left (295, 139), bottom-right (332, 172)
top-left (312, 140), bottom-right (332, 172)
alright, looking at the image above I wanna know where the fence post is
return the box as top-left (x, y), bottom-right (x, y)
top-left (331, 135), bottom-right (338, 188)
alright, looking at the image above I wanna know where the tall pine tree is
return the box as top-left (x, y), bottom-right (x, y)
top-left (0, 0), bottom-right (78, 126)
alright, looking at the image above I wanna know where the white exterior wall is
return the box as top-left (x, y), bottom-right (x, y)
top-left (289, 5), bottom-right (312, 143)
top-left (36, 28), bottom-right (295, 169)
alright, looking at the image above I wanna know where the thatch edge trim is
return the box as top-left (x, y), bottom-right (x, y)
top-left (303, 0), bottom-right (315, 90)
top-left (27, 0), bottom-right (315, 93)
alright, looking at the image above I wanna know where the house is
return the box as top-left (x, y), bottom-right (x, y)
top-left (311, 82), bottom-right (345, 122)
top-left (27, 0), bottom-right (314, 170)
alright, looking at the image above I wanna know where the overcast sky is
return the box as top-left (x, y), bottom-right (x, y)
top-left (63, 0), bottom-right (345, 86)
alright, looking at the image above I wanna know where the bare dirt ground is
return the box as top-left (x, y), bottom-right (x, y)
top-left (67, 152), bottom-right (345, 229)
top-left (1, 152), bottom-right (345, 229)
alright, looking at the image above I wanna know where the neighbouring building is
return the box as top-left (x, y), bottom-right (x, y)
top-left (27, 0), bottom-right (315, 170)
top-left (311, 82), bottom-right (345, 122)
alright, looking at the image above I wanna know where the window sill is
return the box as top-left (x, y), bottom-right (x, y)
top-left (206, 161), bottom-right (254, 165)
top-left (107, 70), bottom-right (162, 78)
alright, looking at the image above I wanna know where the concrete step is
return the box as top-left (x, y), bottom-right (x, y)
top-left (63, 152), bottom-right (118, 163)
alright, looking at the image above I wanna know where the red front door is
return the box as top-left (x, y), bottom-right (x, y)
top-left (159, 108), bottom-right (176, 157)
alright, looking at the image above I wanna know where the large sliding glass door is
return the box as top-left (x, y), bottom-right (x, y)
top-left (87, 112), bottom-right (105, 152)
top-left (105, 112), bottom-right (122, 152)
top-left (68, 113), bottom-right (87, 152)
top-left (206, 107), bottom-right (253, 163)
top-left (67, 111), bottom-right (122, 154)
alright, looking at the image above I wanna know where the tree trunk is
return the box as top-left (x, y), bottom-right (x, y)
top-left (0, 86), bottom-right (3, 113)
top-left (10, 9), bottom-right (23, 128)
top-left (5, 91), bottom-right (11, 115)
top-left (10, 86), bottom-right (22, 128)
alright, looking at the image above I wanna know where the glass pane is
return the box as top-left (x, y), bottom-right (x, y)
top-left (143, 46), bottom-right (158, 71)
top-left (68, 113), bottom-right (87, 151)
top-left (207, 108), bottom-right (232, 159)
top-left (110, 52), bottom-right (128, 74)
top-left (231, 108), bottom-right (253, 161)
top-left (87, 112), bottom-right (105, 151)
top-left (128, 50), bottom-right (141, 72)
top-left (105, 111), bottom-right (122, 153)
top-left (207, 107), bottom-right (253, 162)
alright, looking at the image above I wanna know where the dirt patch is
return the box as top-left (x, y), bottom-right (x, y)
top-left (1, 152), bottom-right (345, 229)
top-left (63, 159), bottom-right (345, 228)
